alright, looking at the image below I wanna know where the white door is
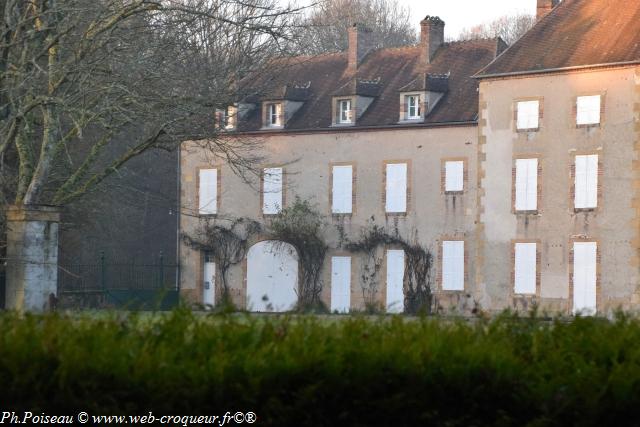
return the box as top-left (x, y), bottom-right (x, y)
top-left (573, 242), bottom-right (597, 315)
top-left (203, 254), bottom-right (215, 308)
top-left (331, 256), bottom-right (351, 313)
top-left (386, 250), bottom-right (405, 313)
top-left (246, 241), bottom-right (298, 312)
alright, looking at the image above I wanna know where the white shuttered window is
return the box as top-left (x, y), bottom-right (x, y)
top-left (198, 169), bottom-right (218, 215)
top-left (573, 242), bottom-right (597, 315)
top-left (263, 167), bottom-right (283, 214)
top-left (576, 95), bottom-right (601, 126)
top-left (386, 250), bottom-right (405, 313)
top-left (385, 163), bottom-right (408, 213)
top-left (516, 100), bottom-right (539, 130)
top-left (575, 155), bottom-right (598, 209)
top-left (445, 161), bottom-right (464, 192)
top-left (332, 165), bottom-right (353, 214)
top-left (330, 257), bottom-right (351, 313)
top-left (515, 158), bottom-right (538, 211)
top-left (442, 241), bottom-right (464, 291)
top-left (514, 243), bottom-right (537, 295)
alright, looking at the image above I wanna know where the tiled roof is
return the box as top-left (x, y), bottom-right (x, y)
top-left (236, 39), bottom-right (502, 132)
top-left (477, 0), bottom-right (640, 77)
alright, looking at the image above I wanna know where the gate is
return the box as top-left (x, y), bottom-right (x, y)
top-left (58, 252), bottom-right (179, 310)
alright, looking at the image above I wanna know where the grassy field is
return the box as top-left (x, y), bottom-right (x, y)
top-left (1, 309), bottom-right (640, 426)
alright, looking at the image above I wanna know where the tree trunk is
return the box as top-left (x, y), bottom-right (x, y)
top-left (5, 205), bottom-right (60, 312)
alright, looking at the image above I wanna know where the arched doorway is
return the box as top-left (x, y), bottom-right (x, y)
top-left (246, 240), bottom-right (298, 312)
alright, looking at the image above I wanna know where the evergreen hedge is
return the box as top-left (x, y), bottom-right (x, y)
top-left (1, 309), bottom-right (640, 426)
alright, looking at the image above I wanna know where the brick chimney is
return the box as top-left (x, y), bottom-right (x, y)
top-left (537, 0), bottom-right (560, 21)
top-left (347, 24), bottom-right (373, 74)
top-left (420, 16), bottom-right (445, 65)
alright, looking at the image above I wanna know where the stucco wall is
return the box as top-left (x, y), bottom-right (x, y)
top-left (478, 66), bottom-right (640, 314)
top-left (180, 125), bottom-right (478, 312)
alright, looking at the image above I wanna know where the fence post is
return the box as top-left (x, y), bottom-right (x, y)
top-left (159, 251), bottom-right (164, 288)
top-left (100, 251), bottom-right (106, 291)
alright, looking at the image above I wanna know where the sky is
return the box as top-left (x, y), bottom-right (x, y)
top-left (399, 0), bottom-right (537, 38)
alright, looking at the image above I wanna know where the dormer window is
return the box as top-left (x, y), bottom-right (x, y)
top-left (338, 99), bottom-right (352, 124)
top-left (267, 103), bottom-right (283, 127)
top-left (406, 95), bottom-right (421, 120)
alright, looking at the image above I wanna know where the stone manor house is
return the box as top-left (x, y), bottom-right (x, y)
top-left (179, 0), bottom-right (640, 314)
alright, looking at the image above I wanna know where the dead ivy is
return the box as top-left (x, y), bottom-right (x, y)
top-left (345, 222), bottom-right (434, 315)
top-left (270, 197), bottom-right (328, 312)
top-left (182, 217), bottom-right (262, 306)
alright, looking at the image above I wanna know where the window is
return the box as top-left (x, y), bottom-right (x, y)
top-left (225, 106), bottom-right (237, 130)
top-left (573, 242), bottom-right (597, 314)
top-left (576, 95), bottom-right (601, 126)
top-left (262, 167), bottom-right (283, 214)
top-left (203, 252), bottom-right (215, 307)
top-left (198, 168), bottom-right (218, 215)
top-left (386, 250), bottom-right (405, 313)
top-left (331, 256), bottom-right (351, 313)
top-left (516, 100), bottom-right (540, 130)
top-left (338, 99), bottom-right (352, 124)
top-left (442, 240), bottom-right (464, 291)
top-left (385, 162), bottom-right (408, 213)
top-left (406, 95), bottom-right (421, 119)
top-left (515, 158), bottom-right (538, 212)
top-left (514, 243), bottom-right (537, 295)
top-left (445, 161), bottom-right (464, 192)
top-left (331, 165), bottom-right (353, 214)
top-left (574, 155), bottom-right (598, 209)
top-left (267, 103), bottom-right (282, 127)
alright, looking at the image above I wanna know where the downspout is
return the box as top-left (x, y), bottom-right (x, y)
top-left (175, 144), bottom-right (181, 299)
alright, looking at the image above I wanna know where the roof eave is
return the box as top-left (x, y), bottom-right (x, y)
top-left (474, 60), bottom-right (640, 80)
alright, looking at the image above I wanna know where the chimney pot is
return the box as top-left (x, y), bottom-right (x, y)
top-left (348, 24), bottom-right (373, 74)
top-left (420, 16), bottom-right (445, 65)
top-left (537, 0), bottom-right (559, 21)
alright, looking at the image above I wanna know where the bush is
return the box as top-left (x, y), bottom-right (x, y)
top-left (1, 310), bottom-right (640, 426)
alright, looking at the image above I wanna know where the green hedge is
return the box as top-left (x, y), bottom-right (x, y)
top-left (1, 310), bottom-right (640, 426)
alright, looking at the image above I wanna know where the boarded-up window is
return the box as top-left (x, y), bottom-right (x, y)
top-left (515, 158), bottom-right (538, 211)
top-left (263, 167), bottom-right (283, 214)
top-left (445, 161), bottom-right (464, 192)
top-left (198, 169), bottom-right (217, 215)
top-left (386, 250), bottom-right (405, 313)
top-left (332, 165), bottom-right (353, 214)
top-left (514, 243), bottom-right (536, 295)
top-left (442, 241), bottom-right (464, 291)
top-left (575, 155), bottom-right (598, 209)
top-left (516, 100), bottom-right (539, 130)
top-left (577, 95), bottom-right (601, 126)
top-left (385, 163), bottom-right (407, 213)
top-left (573, 242), bottom-right (597, 315)
top-left (331, 256), bottom-right (351, 313)
top-left (203, 252), bottom-right (215, 307)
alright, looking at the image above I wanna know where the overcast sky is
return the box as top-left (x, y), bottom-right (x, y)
top-left (294, 0), bottom-right (538, 39)
top-left (400, 0), bottom-right (537, 37)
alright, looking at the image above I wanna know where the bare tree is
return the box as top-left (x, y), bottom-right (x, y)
top-left (454, 13), bottom-right (536, 45)
top-left (0, 0), bottom-right (304, 307)
top-left (294, 0), bottom-right (416, 55)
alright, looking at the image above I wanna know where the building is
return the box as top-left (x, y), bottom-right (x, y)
top-left (179, 0), bottom-right (640, 315)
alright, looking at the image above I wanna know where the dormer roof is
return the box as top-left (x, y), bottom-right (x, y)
top-left (333, 78), bottom-right (383, 98)
top-left (399, 72), bottom-right (450, 93)
top-left (262, 82), bottom-right (312, 102)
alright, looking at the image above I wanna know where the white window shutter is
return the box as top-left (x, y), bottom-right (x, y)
top-left (385, 163), bottom-right (407, 213)
top-left (442, 241), bottom-right (464, 291)
top-left (331, 257), bottom-right (351, 313)
top-left (386, 250), bottom-right (405, 313)
top-left (445, 161), bottom-right (464, 192)
top-left (575, 155), bottom-right (598, 209)
top-left (577, 95), bottom-right (601, 125)
top-left (517, 100), bottom-right (539, 130)
top-left (573, 242), bottom-right (597, 314)
top-left (515, 158), bottom-right (537, 211)
top-left (514, 243), bottom-right (536, 294)
top-left (263, 167), bottom-right (283, 214)
top-left (332, 165), bottom-right (353, 214)
top-left (198, 169), bottom-right (217, 215)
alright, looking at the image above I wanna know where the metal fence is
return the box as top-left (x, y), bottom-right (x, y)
top-left (58, 252), bottom-right (179, 310)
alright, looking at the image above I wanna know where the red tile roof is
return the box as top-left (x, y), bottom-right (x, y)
top-left (236, 39), bottom-right (501, 132)
top-left (477, 0), bottom-right (640, 77)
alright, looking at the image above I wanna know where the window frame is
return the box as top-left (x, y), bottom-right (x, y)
top-left (330, 163), bottom-right (355, 215)
top-left (575, 94), bottom-right (602, 127)
top-left (443, 159), bottom-right (465, 193)
top-left (264, 102), bottom-right (283, 128)
top-left (515, 98), bottom-right (543, 132)
top-left (261, 166), bottom-right (284, 215)
top-left (406, 94), bottom-right (421, 120)
top-left (513, 156), bottom-right (540, 214)
top-left (512, 241), bottom-right (539, 296)
top-left (385, 249), bottom-right (405, 313)
top-left (573, 153), bottom-right (600, 211)
top-left (569, 239), bottom-right (599, 315)
top-left (338, 99), bottom-right (353, 124)
top-left (440, 239), bottom-right (465, 292)
top-left (383, 160), bottom-right (410, 215)
top-left (197, 167), bottom-right (220, 216)
top-left (330, 255), bottom-right (352, 313)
